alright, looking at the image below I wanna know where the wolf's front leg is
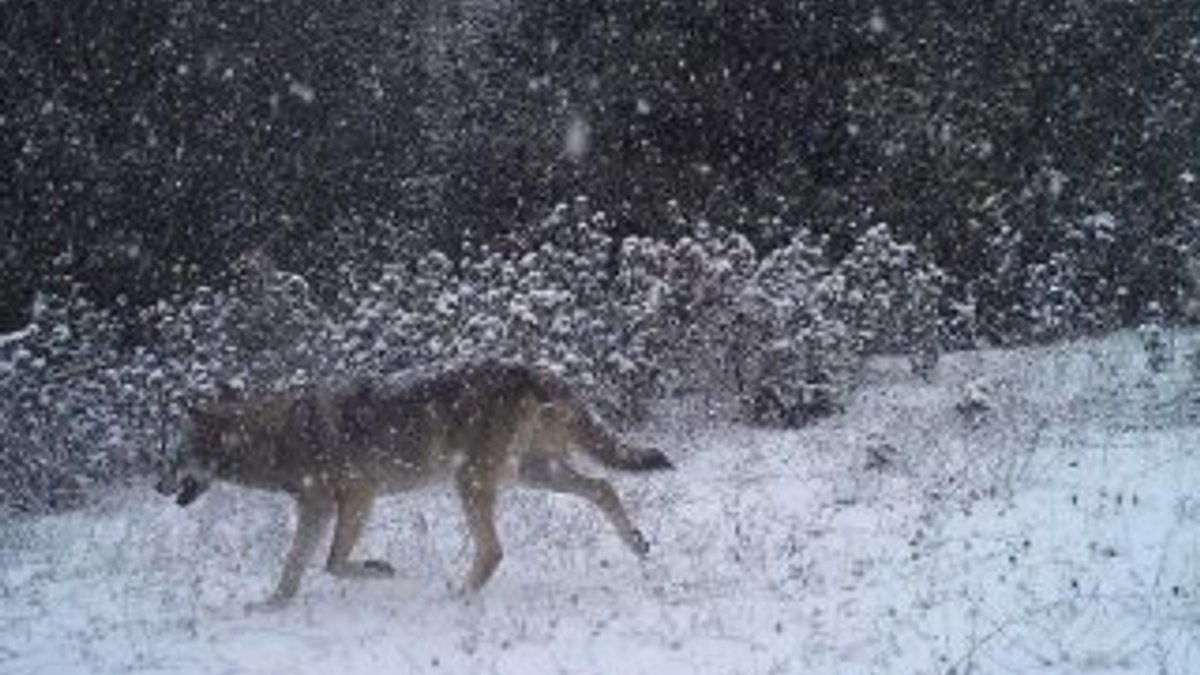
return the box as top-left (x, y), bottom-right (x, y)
top-left (246, 494), bottom-right (334, 612)
top-left (326, 487), bottom-right (395, 579)
top-left (455, 463), bottom-right (503, 592)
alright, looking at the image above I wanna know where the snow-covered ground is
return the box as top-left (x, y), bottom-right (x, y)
top-left (2, 331), bottom-right (1199, 675)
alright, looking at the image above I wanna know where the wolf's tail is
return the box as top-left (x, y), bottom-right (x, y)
top-left (528, 368), bottom-right (673, 472)
top-left (568, 407), bottom-right (674, 471)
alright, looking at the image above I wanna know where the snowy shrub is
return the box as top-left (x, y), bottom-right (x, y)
top-left (320, 201), bottom-right (646, 423)
top-left (1024, 251), bottom-right (1087, 343)
top-left (718, 222), bottom-right (953, 426)
top-left (150, 251), bottom-right (338, 394)
top-left (606, 236), bottom-right (674, 422)
top-left (656, 221), bottom-right (758, 396)
top-left (734, 230), bottom-right (857, 426)
top-left (0, 290), bottom-right (159, 511)
top-left (837, 223), bottom-right (947, 377)
top-left (970, 208), bottom-right (1123, 344)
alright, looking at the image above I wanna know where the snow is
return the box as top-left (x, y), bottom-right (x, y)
top-left (2, 331), bottom-right (1199, 674)
top-left (287, 81), bottom-right (316, 104)
top-left (564, 115), bottom-right (591, 162)
top-left (868, 10), bottom-right (889, 35)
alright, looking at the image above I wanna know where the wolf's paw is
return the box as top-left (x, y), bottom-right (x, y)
top-left (628, 530), bottom-right (651, 558)
top-left (244, 594), bottom-right (292, 614)
top-left (328, 559), bottom-right (395, 579)
top-left (362, 559), bottom-right (396, 577)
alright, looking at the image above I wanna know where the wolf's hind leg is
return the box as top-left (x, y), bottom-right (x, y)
top-left (518, 455), bottom-right (651, 557)
top-left (327, 486), bottom-right (395, 579)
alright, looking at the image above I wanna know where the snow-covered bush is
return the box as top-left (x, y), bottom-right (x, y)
top-left (0, 289), bottom-right (160, 511)
top-left (318, 201), bottom-right (641, 421)
top-left (970, 208), bottom-right (1123, 344)
top-left (606, 235), bottom-right (674, 422)
top-left (152, 252), bottom-right (335, 392)
top-left (720, 222), bottom-right (953, 426)
top-left (837, 223), bottom-right (947, 377)
top-left (733, 231), bottom-right (835, 424)
top-left (656, 221), bottom-right (758, 397)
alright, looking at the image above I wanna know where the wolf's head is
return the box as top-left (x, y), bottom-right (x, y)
top-left (155, 403), bottom-right (236, 507)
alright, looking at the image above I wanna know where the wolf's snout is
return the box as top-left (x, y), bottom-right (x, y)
top-left (155, 470), bottom-right (207, 507)
top-left (175, 475), bottom-right (205, 506)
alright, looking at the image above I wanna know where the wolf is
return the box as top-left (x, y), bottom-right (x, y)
top-left (155, 360), bottom-right (672, 609)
